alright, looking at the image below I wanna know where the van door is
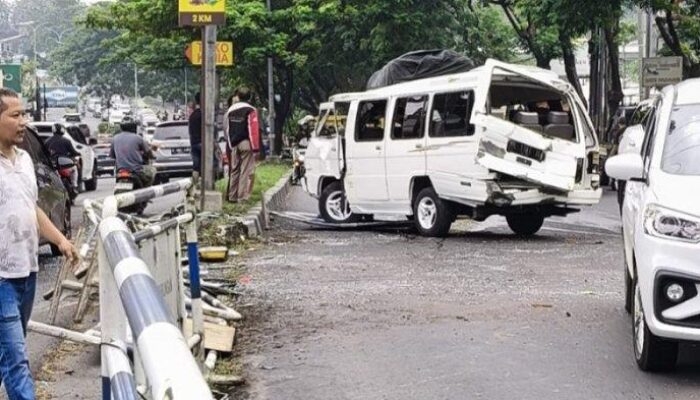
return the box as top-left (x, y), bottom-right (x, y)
top-left (424, 90), bottom-right (483, 201)
top-left (304, 102), bottom-right (346, 196)
top-left (345, 99), bottom-right (389, 203)
top-left (471, 59), bottom-right (582, 192)
top-left (385, 95), bottom-right (427, 205)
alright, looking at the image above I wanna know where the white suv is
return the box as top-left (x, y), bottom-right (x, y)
top-left (606, 79), bottom-right (700, 371)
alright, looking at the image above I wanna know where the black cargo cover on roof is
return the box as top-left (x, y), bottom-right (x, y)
top-left (366, 49), bottom-right (475, 90)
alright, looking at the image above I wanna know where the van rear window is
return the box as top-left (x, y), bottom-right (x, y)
top-left (430, 91), bottom-right (475, 137)
top-left (355, 100), bottom-right (387, 142)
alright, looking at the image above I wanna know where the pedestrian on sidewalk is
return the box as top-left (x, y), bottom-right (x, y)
top-left (188, 92), bottom-right (202, 179)
top-left (224, 87), bottom-right (260, 202)
top-left (0, 88), bottom-right (79, 400)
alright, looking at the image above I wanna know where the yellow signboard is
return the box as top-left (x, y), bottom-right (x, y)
top-left (185, 41), bottom-right (234, 66)
top-left (179, 0), bottom-right (226, 26)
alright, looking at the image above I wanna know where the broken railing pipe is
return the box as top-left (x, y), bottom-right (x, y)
top-left (104, 341), bottom-right (139, 400)
top-left (132, 212), bottom-right (194, 243)
top-left (99, 216), bottom-right (213, 400)
top-left (113, 178), bottom-right (192, 208)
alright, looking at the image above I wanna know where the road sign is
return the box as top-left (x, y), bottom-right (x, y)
top-left (0, 65), bottom-right (21, 93)
top-left (642, 56), bottom-right (683, 88)
top-left (185, 41), bottom-right (234, 66)
top-left (179, 0), bottom-right (226, 26)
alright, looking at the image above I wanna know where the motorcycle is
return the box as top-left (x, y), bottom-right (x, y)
top-left (114, 169), bottom-right (148, 215)
top-left (291, 146), bottom-right (306, 185)
top-left (56, 157), bottom-right (78, 205)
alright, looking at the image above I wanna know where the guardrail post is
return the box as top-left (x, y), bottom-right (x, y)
top-left (99, 215), bottom-right (213, 399)
top-left (186, 205), bottom-right (206, 361)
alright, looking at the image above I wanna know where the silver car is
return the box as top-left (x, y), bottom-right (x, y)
top-left (151, 121), bottom-right (192, 182)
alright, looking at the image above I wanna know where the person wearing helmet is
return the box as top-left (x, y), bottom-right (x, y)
top-left (109, 121), bottom-right (156, 186)
top-left (45, 123), bottom-right (80, 189)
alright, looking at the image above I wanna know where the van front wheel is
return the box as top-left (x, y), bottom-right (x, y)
top-left (319, 181), bottom-right (358, 223)
top-left (506, 214), bottom-right (544, 236)
top-left (413, 188), bottom-right (453, 237)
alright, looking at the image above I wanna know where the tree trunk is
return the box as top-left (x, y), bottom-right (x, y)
top-left (273, 66), bottom-right (293, 155)
top-left (604, 23), bottom-right (623, 124)
top-left (588, 31), bottom-right (599, 116)
top-left (560, 31), bottom-right (586, 108)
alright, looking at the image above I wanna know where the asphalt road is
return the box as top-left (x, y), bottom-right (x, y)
top-left (232, 187), bottom-right (700, 400)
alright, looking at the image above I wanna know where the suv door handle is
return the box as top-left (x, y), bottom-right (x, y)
top-left (415, 144), bottom-right (423, 149)
top-left (375, 146), bottom-right (382, 151)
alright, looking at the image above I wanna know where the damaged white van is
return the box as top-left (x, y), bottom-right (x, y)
top-left (302, 59), bottom-right (602, 237)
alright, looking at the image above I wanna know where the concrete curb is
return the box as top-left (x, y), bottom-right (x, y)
top-left (242, 170), bottom-right (293, 238)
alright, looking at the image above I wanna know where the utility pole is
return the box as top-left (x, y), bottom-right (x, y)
top-left (184, 67), bottom-right (188, 107)
top-left (134, 64), bottom-right (139, 99)
top-left (266, 0), bottom-right (276, 155)
top-left (200, 25), bottom-right (217, 204)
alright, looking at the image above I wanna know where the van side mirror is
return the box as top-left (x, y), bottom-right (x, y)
top-left (605, 153), bottom-right (644, 181)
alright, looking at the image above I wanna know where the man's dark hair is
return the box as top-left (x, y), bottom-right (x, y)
top-left (0, 88), bottom-right (19, 116)
top-left (235, 86), bottom-right (251, 102)
top-left (53, 123), bottom-right (64, 135)
top-left (195, 92), bottom-right (201, 105)
top-left (120, 121), bottom-right (138, 133)
top-left (227, 95), bottom-right (235, 108)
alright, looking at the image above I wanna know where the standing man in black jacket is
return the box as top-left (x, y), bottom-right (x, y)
top-left (188, 92), bottom-right (202, 179)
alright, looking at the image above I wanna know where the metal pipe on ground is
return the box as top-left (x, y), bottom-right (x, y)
top-left (28, 321), bottom-right (101, 346)
top-left (132, 213), bottom-right (194, 243)
top-left (185, 297), bottom-right (242, 321)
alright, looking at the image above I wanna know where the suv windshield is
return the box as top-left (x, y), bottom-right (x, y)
top-left (662, 104), bottom-right (700, 175)
top-left (154, 125), bottom-right (188, 141)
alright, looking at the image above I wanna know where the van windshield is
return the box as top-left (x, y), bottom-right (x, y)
top-left (662, 103), bottom-right (700, 176)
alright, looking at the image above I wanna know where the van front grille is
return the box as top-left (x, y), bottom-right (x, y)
top-left (506, 140), bottom-right (545, 162)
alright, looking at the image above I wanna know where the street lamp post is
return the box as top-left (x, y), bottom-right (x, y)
top-left (16, 21), bottom-right (41, 121)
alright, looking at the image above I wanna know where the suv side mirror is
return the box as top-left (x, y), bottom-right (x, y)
top-left (89, 137), bottom-right (98, 145)
top-left (605, 153), bottom-right (644, 181)
top-left (618, 124), bottom-right (644, 154)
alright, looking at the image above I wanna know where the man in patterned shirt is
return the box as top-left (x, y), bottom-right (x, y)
top-left (0, 88), bottom-right (78, 399)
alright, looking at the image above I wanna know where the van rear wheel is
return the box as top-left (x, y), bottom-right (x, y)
top-left (506, 213), bottom-right (544, 236)
top-left (413, 188), bottom-right (453, 237)
top-left (319, 181), bottom-right (358, 223)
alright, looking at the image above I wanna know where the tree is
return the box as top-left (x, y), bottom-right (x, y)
top-left (487, 0), bottom-right (562, 69)
top-left (635, 0), bottom-right (700, 78)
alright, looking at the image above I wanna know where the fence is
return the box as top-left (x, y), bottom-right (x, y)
top-left (28, 179), bottom-right (224, 400)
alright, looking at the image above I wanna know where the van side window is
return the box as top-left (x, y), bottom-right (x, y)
top-left (355, 100), bottom-right (387, 142)
top-left (391, 96), bottom-right (427, 140)
top-left (430, 91), bottom-right (475, 137)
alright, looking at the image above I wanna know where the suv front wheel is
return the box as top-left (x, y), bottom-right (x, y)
top-left (632, 278), bottom-right (678, 371)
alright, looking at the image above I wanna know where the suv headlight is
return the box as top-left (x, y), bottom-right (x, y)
top-left (644, 204), bottom-right (700, 243)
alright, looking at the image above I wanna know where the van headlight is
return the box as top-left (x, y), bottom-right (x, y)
top-left (644, 204), bottom-right (700, 243)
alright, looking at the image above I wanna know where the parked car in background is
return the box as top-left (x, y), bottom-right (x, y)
top-left (606, 78), bottom-right (700, 372)
top-left (18, 125), bottom-right (71, 256)
top-left (142, 126), bottom-right (156, 143)
top-left (62, 113), bottom-right (81, 123)
top-left (93, 143), bottom-right (115, 177)
top-left (109, 110), bottom-right (125, 126)
top-left (30, 121), bottom-right (98, 191)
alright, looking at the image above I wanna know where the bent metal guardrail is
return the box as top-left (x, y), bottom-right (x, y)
top-left (99, 179), bottom-right (212, 400)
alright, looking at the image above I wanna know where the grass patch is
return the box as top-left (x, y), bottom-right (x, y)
top-left (215, 161), bottom-right (290, 215)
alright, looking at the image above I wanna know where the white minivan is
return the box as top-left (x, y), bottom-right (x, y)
top-left (303, 59), bottom-right (602, 237)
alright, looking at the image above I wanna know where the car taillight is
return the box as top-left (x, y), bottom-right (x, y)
top-left (58, 168), bottom-right (72, 178)
top-left (117, 170), bottom-right (131, 178)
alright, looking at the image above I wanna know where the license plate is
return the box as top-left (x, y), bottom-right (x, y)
top-left (172, 147), bottom-right (190, 155)
top-left (115, 182), bottom-right (133, 191)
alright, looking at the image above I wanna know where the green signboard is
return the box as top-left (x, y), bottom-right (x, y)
top-left (0, 65), bottom-right (21, 93)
